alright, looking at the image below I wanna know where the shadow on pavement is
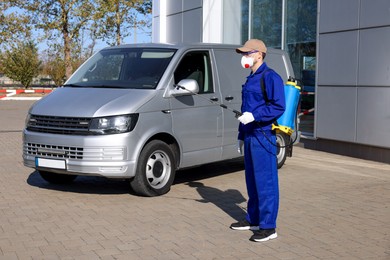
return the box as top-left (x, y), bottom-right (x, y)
top-left (186, 181), bottom-right (247, 222)
top-left (174, 158), bottom-right (244, 184)
top-left (26, 158), bottom-right (245, 198)
top-left (27, 171), bottom-right (130, 195)
top-left (176, 158), bottom-right (247, 221)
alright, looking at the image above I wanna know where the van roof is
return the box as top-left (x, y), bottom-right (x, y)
top-left (102, 42), bottom-right (286, 55)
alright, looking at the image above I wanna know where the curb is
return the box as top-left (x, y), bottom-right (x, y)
top-left (0, 89), bottom-right (53, 100)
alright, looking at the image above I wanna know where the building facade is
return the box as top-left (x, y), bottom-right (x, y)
top-left (152, 0), bottom-right (390, 163)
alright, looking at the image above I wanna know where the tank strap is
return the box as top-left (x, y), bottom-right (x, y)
top-left (259, 69), bottom-right (279, 126)
top-left (259, 69), bottom-right (271, 104)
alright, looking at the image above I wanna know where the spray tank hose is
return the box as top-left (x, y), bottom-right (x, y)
top-left (174, 83), bottom-right (300, 148)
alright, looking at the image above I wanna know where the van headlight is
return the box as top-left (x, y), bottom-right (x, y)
top-left (25, 113), bottom-right (32, 127)
top-left (89, 114), bottom-right (139, 135)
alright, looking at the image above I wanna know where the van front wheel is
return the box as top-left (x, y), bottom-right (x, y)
top-left (130, 140), bottom-right (176, 197)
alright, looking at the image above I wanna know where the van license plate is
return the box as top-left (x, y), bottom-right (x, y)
top-left (35, 158), bottom-right (66, 170)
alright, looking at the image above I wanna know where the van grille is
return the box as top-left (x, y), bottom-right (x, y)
top-left (24, 143), bottom-right (126, 161)
top-left (27, 115), bottom-right (91, 135)
top-left (25, 143), bottom-right (84, 159)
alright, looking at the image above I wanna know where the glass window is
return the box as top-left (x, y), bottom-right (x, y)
top-left (66, 48), bottom-right (175, 89)
top-left (83, 53), bottom-right (124, 81)
top-left (285, 0), bottom-right (317, 134)
top-left (251, 0), bottom-right (283, 48)
top-left (241, 0), bottom-right (249, 42)
top-left (238, 0), bottom-right (317, 134)
top-left (286, 0), bottom-right (317, 84)
top-left (174, 51), bottom-right (214, 94)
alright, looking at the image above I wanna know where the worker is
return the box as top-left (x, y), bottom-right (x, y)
top-left (230, 39), bottom-right (286, 242)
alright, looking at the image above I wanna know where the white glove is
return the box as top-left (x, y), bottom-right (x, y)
top-left (237, 140), bottom-right (244, 155)
top-left (238, 112), bottom-right (255, 125)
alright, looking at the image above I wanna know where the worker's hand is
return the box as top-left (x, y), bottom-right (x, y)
top-left (237, 140), bottom-right (244, 155)
top-left (238, 112), bottom-right (255, 125)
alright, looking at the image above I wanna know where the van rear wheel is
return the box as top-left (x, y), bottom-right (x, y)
top-left (130, 140), bottom-right (176, 197)
top-left (276, 132), bottom-right (289, 169)
top-left (39, 171), bottom-right (77, 184)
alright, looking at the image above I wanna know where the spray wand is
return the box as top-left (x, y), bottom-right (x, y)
top-left (174, 84), bottom-right (242, 118)
top-left (174, 83), bottom-right (299, 149)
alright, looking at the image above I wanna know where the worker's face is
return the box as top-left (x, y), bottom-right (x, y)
top-left (241, 50), bottom-right (261, 69)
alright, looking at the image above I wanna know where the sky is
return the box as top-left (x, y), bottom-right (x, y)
top-left (36, 26), bottom-right (152, 55)
top-left (5, 5), bottom-right (152, 55)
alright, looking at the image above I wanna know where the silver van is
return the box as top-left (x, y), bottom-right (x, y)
top-left (23, 43), bottom-right (295, 196)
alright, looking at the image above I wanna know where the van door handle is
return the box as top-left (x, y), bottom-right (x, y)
top-left (225, 96), bottom-right (234, 101)
top-left (210, 97), bottom-right (219, 102)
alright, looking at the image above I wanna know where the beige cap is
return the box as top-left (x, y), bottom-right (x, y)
top-left (236, 39), bottom-right (267, 54)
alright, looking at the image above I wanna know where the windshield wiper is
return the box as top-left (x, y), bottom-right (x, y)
top-left (63, 84), bottom-right (123, 88)
top-left (62, 83), bottom-right (83, 87)
top-left (88, 85), bottom-right (123, 88)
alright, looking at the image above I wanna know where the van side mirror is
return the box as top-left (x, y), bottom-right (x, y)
top-left (171, 79), bottom-right (199, 96)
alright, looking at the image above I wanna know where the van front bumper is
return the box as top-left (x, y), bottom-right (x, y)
top-left (22, 130), bottom-right (138, 178)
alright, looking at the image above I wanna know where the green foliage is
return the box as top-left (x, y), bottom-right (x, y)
top-left (0, 41), bottom-right (41, 88)
top-left (41, 50), bottom-right (66, 87)
top-left (46, 58), bottom-right (66, 87)
top-left (1, 0), bottom-right (152, 82)
top-left (0, 2), bottom-right (31, 46)
top-left (93, 0), bottom-right (152, 46)
top-left (14, 0), bottom-right (96, 79)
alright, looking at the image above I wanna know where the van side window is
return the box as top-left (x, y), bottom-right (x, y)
top-left (174, 51), bottom-right (213, 94)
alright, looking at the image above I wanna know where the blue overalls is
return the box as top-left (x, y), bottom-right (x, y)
top-left (238, 62), bottom-right (286, 229)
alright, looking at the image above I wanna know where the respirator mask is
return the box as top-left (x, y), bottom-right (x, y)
top-left (241, 56), bottom-right (254, 69)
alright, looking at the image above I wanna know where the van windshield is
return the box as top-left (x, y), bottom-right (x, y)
top-left (66, 48), bottom-right (176, 89)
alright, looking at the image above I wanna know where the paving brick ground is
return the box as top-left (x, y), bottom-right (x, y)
top-left (0, 100), bottom-right (389, 259)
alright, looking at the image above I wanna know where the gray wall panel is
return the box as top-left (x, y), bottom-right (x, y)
top-left (183, 9), bottom-right (202, 42)
top-left (166, 0), bottom-right (182, 15)
top-left (183, 0), bottom-right (202, 10)
top-left (166, 14), bottom-right (182, 43)
top-left (319, 0), bottom-right (359, 33)
top-left (316, 86), bottom-right (357, 142)
top-left (317, 32), bottom-right (358, 86)
top-left (360, 0), bottom-right (390, 28)
top-left (358, 27), bottom-right (390, 86)
top-left (317, 1), bottom-right (390, 150)
top-left (166, 0), bottom-right (202, 15)
top-left (356, 87), bottom-right (390, 147)
top-left (152, 18), bottom-right (160, 42)
top-left (152, 0), bottom-right (160, 17)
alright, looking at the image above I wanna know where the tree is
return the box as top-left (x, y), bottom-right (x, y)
top-left (0, 41), bottom-right (41, 88)
top-left (41, 49), bottom-right (66, 87)
top-left (0, 2), bottom-right (31, 47)
top-left (4, 0), bottom-right (152, 80)
top-left (10, 0), bottom-right (94, 79)
top-left (41, 38), bottom-right (90, 87)
top-left (94, 0), bottom-right (152, 46)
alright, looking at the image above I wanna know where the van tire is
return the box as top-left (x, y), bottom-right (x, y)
top-left (276, 132), bottom-right (289, 169)
top-left (130, 140), bottom-right (176, 197)
top-left (39, 171), bottom-right (77, 184)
